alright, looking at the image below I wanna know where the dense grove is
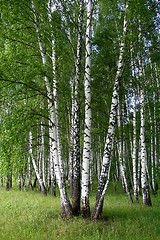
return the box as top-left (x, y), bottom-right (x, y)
top-left (0, 0), bottom-right (160, 218)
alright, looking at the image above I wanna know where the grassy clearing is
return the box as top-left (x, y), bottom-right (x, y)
top-left (0, 183), bottom-right (160, 240)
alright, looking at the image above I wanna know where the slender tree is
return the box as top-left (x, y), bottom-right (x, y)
top-left (81, 0), bottom-right (94, 218)
top-left (72, 0), bottom-right (84, 215)
top-left (92, 2), bottom-right (129, 219)
top-left (138, 23), bottom-right (152, 206)
top-left (130, 45), bottom-right (138, 202)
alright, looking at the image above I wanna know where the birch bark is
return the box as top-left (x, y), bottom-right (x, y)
top-left (148, 104), bottom-right (155, 191)
top-left (32, 0), bottom-right (72, 218)
top-left (117, 99), bottom-right (133, 204)
top-left (29, 132), bottom-right (47, 196)
top-left (149, 61), bottom-right (156, 191)
top-left (154, 62), bottom-right (159, 191)
top-left (130, 47), bottom-right (138, 202)
top-left (68, 80), bottom-right (75, 198)
top-left (140, 81), bottom-right (149, 206)
top-left (137, 138), bottom-right (141, 194)
top-left (28, 155), bottom-right (33, 191)
top-left (49, 124), bottom-right (56, 196)
top-left (41, 121), bottom-right (46, 189)
top-left (81, 0), bottom-right (93, 218)
top-left (92, 2), bottom-right (129, 219)
top-left (72, 0), bottom-right (84, 215)
top-left (138, 40), bottom-right (152, 206)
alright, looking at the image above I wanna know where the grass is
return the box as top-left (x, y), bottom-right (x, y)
top-left (0, 183), bottom-right (160, 240)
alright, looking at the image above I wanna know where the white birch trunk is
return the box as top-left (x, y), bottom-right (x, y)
top-left (72, 0), bottom-right (84, 215)
top-left (48, 0), bottom-right (57, 197)
top-left (28, 155), bottom-right (33, 191)
top-left (139, 52), bottom-right (151, 206)
top-left (50, 31), bottom-right (64, 183)
top-left (90, 149), bottom-right (93, 191)
top-left (125, 95), bottom-right (133, 154)
top-left (137, 138), bottom-right (141, 194)
top-left (149, 61), bottom-right (156, 191)
top-left (18, 173), bottom-right (21, 191)
top-left (41, 122), bottom-right (46, 189)
top-left (130, 46), bottom-right (138, 202)
top-left (117, 99), bottom-right (133, 204)
top-left (47, 156), bottom-right (50, 191)
top-left (38, 145), bottom-right (42, 191)
top-left (49, 124), bottom-right (56, 196)
top-left (154, 62), bottom-right (160, 89)
top-left (149, 106), bottom-right (154, 191)
top-left (140, 84), bottom-right (149, 206)
top-left (32, 0), bottom-right (72, 217)
top-left (97, 149), bottom-right (101, 181)
top-left (37, 125), bottom-right (42, 191)
top-left (29, 132), bottom-right (47, 196)
top-left (49, 0), bottom-right (72, 217)
top-left (92, 2), bottom-right (129, 219)
top-left (132, 88), bottom-right (138, 202)
top-left (93, 139), bottom-right (114, 219)
top-left (68, 80), bottom-right (75, 198)
top-left (22, 173), bottom-right (26, 192)
top-left (97, 121), bottom-right (102, 182)
top-left (154, 62), bottom-right (159, 191)
top-left (81, 0), bottom-right (92, 217)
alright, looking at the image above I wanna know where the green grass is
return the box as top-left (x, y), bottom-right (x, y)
top-left (0, 183), bottom-right (160, 240)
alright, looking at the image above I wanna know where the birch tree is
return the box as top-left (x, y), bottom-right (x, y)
top-left (117, 98), bottom-right (133, 204)
top-left (71, 0), bottom-right (84, 215)
top-left (130, 45), bottom-right (138, 202)
top-left (92, 2), bottom-right (129, 219)
top-left (29, 131), bottom-right (47, 196)
top-left (138, 24), bottom-right (152, 206)
top-left (31, 0), bottom-right (73, 218)
top-left (154, 62), bottom-right (160, 191)
top-left (81, 0), bottom-right (94, 218)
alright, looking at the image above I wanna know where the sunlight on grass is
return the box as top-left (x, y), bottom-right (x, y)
top-left (0, 184), bottom-right (160, 240)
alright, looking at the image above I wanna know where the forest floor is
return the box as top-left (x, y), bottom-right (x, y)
top-left (0, 182), bottom-right (160, 240)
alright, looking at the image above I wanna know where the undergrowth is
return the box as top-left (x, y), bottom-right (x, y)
top-left (0, 182), bottom-right (159, 240)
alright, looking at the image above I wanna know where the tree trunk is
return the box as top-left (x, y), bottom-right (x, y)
top-left (137, 138), bottom-right (141, 195)
top-left (130, 47), bottom-right (138, 202)
top-left (92, 2), bottom-right (129, 219)
top-left (22, 173), bottom-right (26, 191)
top-left (29, 132), bottom-right (47, 196)
top-left (81, 0), bottom-right (93, 218)
top-left (9, 173), bottom-right (12, 189)
top-left (68, 80), bottom-right (75, 198)
top-left (49, 128), bottom-right (56, 197)
top-left (153, 62), bottom-right (159, 191)
top-left (28, 155), bottom-right (33, 191)
top-left (117, 99), bottom-right (133, 204)
top-left (41, 121), bottom-right (46, 190)
top-left (92, 139), bottom-right (114, 219)
top-left (132, 88), bottom-right (138, 202)
top-left (33, 176), bottom-right (37, 188)
top-left (32, 0), bottom-right (73, 218)
top-left (72, 0), bottom-right (84, 215)
top-left (5, 176), bottom-right (10, 191)
top-left (139, 64), bottom-right (152, 206)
